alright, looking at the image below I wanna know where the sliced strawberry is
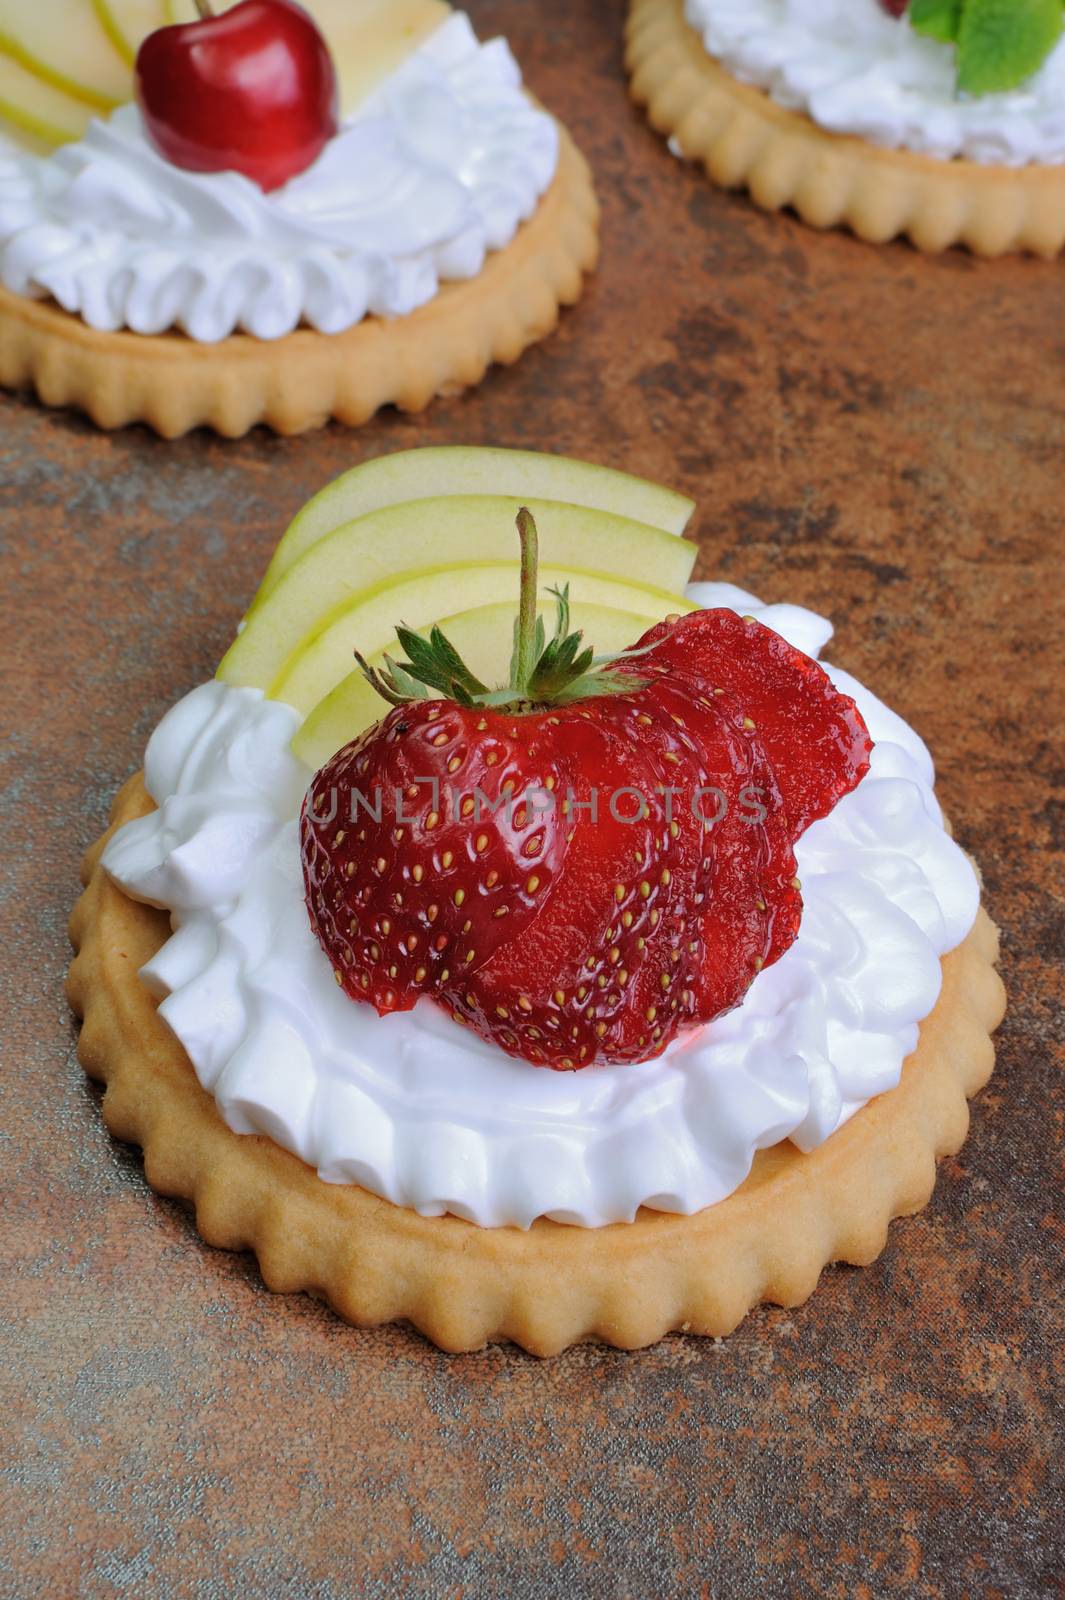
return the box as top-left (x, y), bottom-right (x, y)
top-left (300, 511), bottom-right (872, 1070)
top-left (630, 672), bottom-right (802, 1008)
top-left (451, 695), bottom-right (720, 1065)
top-left (621, 610), bottom-right (872, 835)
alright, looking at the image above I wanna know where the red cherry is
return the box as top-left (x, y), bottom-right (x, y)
top-left (134, 0), bottom-right (339, 193)
top-left (878, 0), bottom-right (909, 14)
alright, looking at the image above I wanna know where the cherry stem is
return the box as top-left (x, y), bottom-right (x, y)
top-left (193, 0), bottom-right (215, 17)
top-left (513, 508), bottom-right (539, 694)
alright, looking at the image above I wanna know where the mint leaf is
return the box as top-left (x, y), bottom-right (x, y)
top-left (956, 0), bottom-right (1064, 95)
top-left (910, 0), bottom-right (964, 44)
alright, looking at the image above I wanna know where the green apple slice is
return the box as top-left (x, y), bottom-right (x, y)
top-left (219, 496), bottom-right (697, 693)
top-left (161, 0), bottom-right (192, 23)
top-left (165, 0), bottom-right (449, 112)
top-left (273, 563), bottom-right (696, 715)
top-left (95, 0), bottom-right (167, 64)
top-left (297, 0), bottom-right (450, 113)
top-left (253, 447), bottom-right (696, 609)
top-left (0, 51), bottom-right (93, 144)
top-left (291, 598), bottom-right (671, 770)
top-left (0, 1), bottom-right (130, 111)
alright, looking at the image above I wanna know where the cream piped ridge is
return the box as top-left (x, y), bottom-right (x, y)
top-left (0, 13), bottom-right (558, 342)
top-left (102, 584), bottom-right (979, 1229)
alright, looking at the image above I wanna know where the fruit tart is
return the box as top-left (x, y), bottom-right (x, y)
top-left (67, 446), bottom-right (1005, 1354)
top-left (0, 1), bottom-right (597, 435)
top-left (627, 0), bottom-right (1065, 256)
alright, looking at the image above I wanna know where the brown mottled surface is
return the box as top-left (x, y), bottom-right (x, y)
top-left (1, 1), bottom-right (1062, 1594)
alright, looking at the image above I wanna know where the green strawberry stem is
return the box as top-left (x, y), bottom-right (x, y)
top-left (355, 509), bottom-right (658, 715)
top-left (513, 506), bottom-right (540, 696)
top-left (193, 0), bottom-right (215, 18)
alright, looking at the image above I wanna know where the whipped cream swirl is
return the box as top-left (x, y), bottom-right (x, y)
top-left (686, 0), bottom-right (1065, 166)
top-left (0, 14), bottom-right (558, 341)
top-left (102, 585), bottom-right (979, 1229)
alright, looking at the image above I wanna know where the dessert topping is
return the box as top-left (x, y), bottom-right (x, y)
top-left (135, 0), bottom-right (338, 192)
top-left (300, 511), bottom-right (872, 1069)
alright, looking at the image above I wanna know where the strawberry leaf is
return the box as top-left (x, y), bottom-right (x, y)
top-left (391, 624), bottom-right (489, 698)
top-left (909, 0), bottom-right (964, 43)
top-left (426, 624), bottom-right (490, 697)
top-left (382, 656), bottom-right (429, 701)
top-left (956, 0), bottom-right (1064, 95)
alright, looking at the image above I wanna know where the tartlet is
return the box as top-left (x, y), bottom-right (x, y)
top-left (0, 1), bottom-right (598, 435)
top-left (66, 448), bottom-right (1004, 1350)
top-left (70, 810), bottom-right (1001, 1355)
top-left (626, 0), bottom-right (1065, 257)
top-left (0, 130), bottom-right (595, 437)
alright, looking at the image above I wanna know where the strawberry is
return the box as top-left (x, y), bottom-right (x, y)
top-left (302, 697), bottom-right (568, 1015)
top-left (301, 510), bottom-right (872, 1070)
top-left (613, 608), bottom-right (872, 840)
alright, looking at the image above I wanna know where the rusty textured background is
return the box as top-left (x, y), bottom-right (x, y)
top-left (1, 1), bottom-right (1063, 1595)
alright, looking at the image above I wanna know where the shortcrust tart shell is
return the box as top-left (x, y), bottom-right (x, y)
top-left (626, 0), bottom-right (1065, 258)
top-left (0, 122), bottom-right (598, 438)
top-left (68, 775), bottom-right (1006, 1355)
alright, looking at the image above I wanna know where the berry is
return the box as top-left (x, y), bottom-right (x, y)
top-left (135, 0), bottom-right (338, 194)
top-left (301, 511), bottom-right (872, 1069)
top-left (615, 608), bottom-right (872, 836)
